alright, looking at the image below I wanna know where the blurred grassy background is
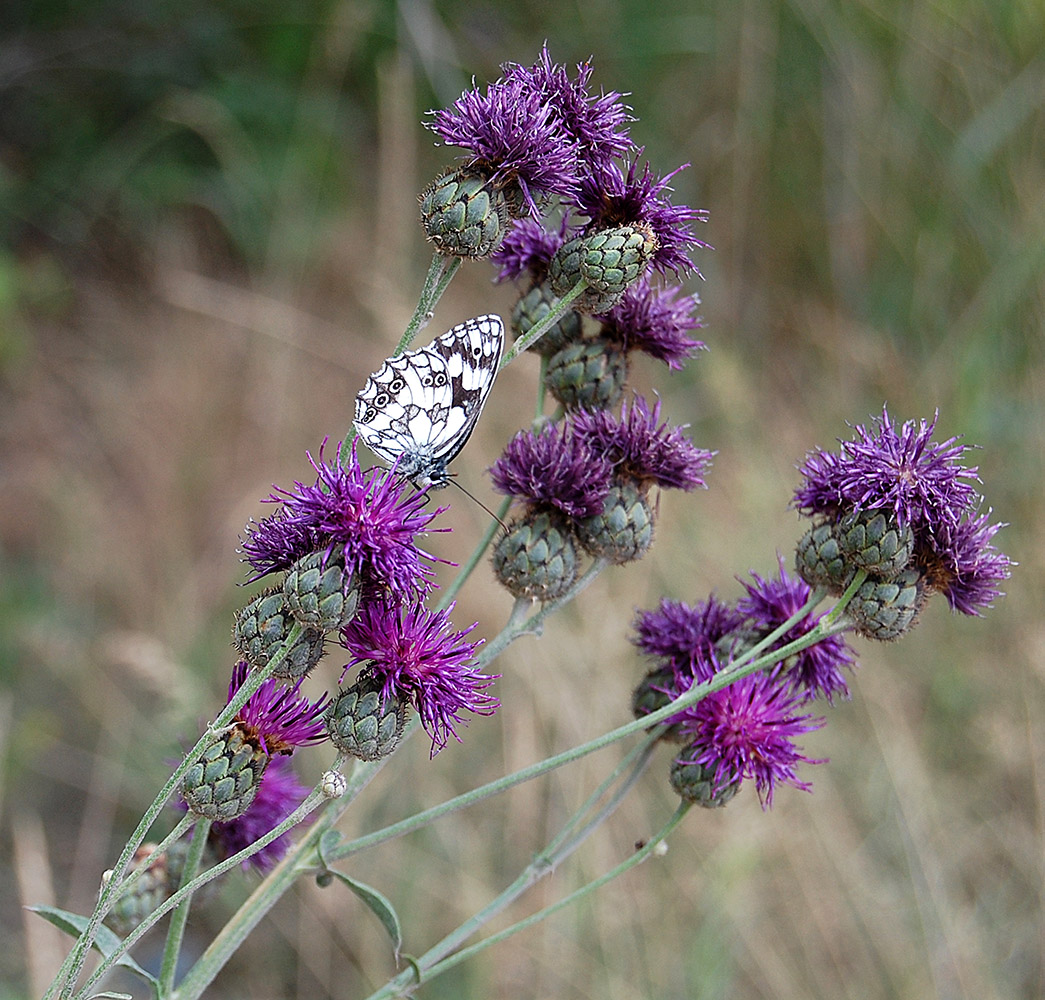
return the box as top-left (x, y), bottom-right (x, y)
top-left (2, 1), bottom-right (1043, 998)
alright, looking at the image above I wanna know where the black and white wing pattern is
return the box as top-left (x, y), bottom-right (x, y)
top-left (353, 314), bottom-right (504, 489)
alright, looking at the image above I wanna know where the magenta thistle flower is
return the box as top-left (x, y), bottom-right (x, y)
top-left (207, 758), bottom-right (311, 871)
top-left (228, 660), bottom-right (329, 755)
top-left (427, 69), bottom-right (579, 217)
top-left (340, 600), bottom-right (499, 755)
top-left (518, 44), bottom-right (635, 165)
top-left (793, 407), bottom-right (982, 533)
top-left (676, 673), bottom-right (826, 808)
top-left (601, 277), bottom-right (706, 369)
top-left (632, 596), bottom-right (745, 682)
top-left (489, 423), bottom-right (613, 518)
top-left (573, 157), bottom-right (710, 277)
top-left (572, 395), bottom-right (714, 491)
top-left (492, 217), bottom-right (571, 284)
top-left (737, 559), bottom-right (856, 703)
top-left (917, 509), bottom-right (1013, 615)
top-left (241, 440), bottom-right (446, 599)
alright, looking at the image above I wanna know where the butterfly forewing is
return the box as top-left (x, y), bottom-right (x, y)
top-left (353, 314), bottom-right (504, 487)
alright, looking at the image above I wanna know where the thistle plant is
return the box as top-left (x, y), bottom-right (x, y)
top-left (37, 46), bottom-right (1012, 1000)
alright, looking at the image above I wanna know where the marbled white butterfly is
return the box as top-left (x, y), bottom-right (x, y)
top-left (354, 314), bottom-right (504, 489)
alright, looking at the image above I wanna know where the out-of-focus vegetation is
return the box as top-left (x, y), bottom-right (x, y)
top-left (2, 2), bottom-right (1042, 999)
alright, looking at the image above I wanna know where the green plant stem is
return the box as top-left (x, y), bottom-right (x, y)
top-left (436, 494), bottom-right (512, 612)
top-left (368, 798), bottom-right (692, 999)
top-left (499, 279), bottom-right (586, 368)
top-left (52, 622), bottom-right (304, 1000)
top-left (393, 254), bottom-right (461, 357)
top-left (157, 818), bottom-right (211, 996)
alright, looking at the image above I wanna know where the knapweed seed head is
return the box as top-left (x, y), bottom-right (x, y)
top-left (340, 600), bottom-right (498, 755)
top-left (427, 68), bottom-right (578, 218)
top-left (181, 662), bottom-right (327, 821)
top-left (793, 408), bottom-right (1011, 619)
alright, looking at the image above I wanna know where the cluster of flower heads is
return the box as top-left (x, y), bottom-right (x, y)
top-left (421, 46), bottom-right (709, 415)
top-left (631, 561), bottom-right (854, 809)
top-left (792, 407), bottom-right (1012, 635)
top-left (232, 441), bottom-right (500, 763)
top-left (629, 408), bottom-right (1012, 810)
top-left (488, 396), bottom-right (713, 600)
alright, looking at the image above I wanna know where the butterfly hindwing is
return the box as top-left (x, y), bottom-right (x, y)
top-left (354, 314), bottom-right (504, 487)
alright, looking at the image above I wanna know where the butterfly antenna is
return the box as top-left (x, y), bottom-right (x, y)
top-left (448, 478), bottom-right (508, 532)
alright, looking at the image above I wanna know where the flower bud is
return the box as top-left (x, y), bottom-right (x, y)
top-left (510, 281), bottom-right (583, 357)
top-left (847, 567), bottom-right (925, 640)
top-left (836, 508), bottom-right (913, 580)
top-left (282, 551), bottom-right (360, 632)
top-left (181, 724), bottom-right (269, 821)
top-left (104, 843), bottom-right (170, 936)
top-left (576, 481), bottom-right (653, 564)
top-left (549, 225), bottom-right (658, 314)
top-left (419, 166), bottom-right (509, 258)
top-left (544, 338), bottom-right (628, 412)
top-left (795, 521), bottom-right (853, 592)
top-left (631, 664), bottom-right (686, 742)
top-left (669, 753), bottom-right (741, 808)
top-left (491, 511), bottom-right (579, 602)
top-left (321, 770), bottom-right (347, 798)
top-left (326, 672), bottom-right (408, 762)
top-left (233, 589), bottom-right (326, 680)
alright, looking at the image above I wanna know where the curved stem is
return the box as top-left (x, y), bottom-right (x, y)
top-left (499, 279), bottom-right (586, 368)
top-left (393, 254), bottom-right (461, 357)
top-left (367, 798), bottom-right (692, 999)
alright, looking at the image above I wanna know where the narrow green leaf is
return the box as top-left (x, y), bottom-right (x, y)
top-left (27, 905), bottom-right (160, 988)
top-left (317, 829), bottom-right (342, 866)
top-left (325, 873), bottom-right (403, 957)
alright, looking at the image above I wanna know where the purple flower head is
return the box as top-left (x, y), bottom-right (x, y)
top-left (676, 673), bottom-right (826, 808)
top-left (632, 596), bottom-right (745, 683)
top-left (340, 600), bottom-right (499, 755)
top-left (427, 71), bottom-right (578, 216)
top-left (572, 395), bottom-right (714, 491)
top-left (517, 43), bottom-right (635, 165)
top-left (601, 277), bottom-right (706, 369)
top-left (492, 216), bottom-right (571, 284)
top-left (573, 156), bottom-right (711, 277)
top-left (915, 509), bottom-right (1012, 616)
top-left (227, 660), bottom-right (328, 755)
top-left (207, 758), bottom-right (311, 872)
top-left (793, 407), bottom-right (982, 534)
top-left (241, 440), bottom-right (446, 599)
top-left (489, 423), bottom-right (613, 518)
top-left (737, 558), bottom-right (857, 703)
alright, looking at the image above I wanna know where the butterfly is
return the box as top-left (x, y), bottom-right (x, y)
top-left (354, 314), bottom-right (505, 489)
